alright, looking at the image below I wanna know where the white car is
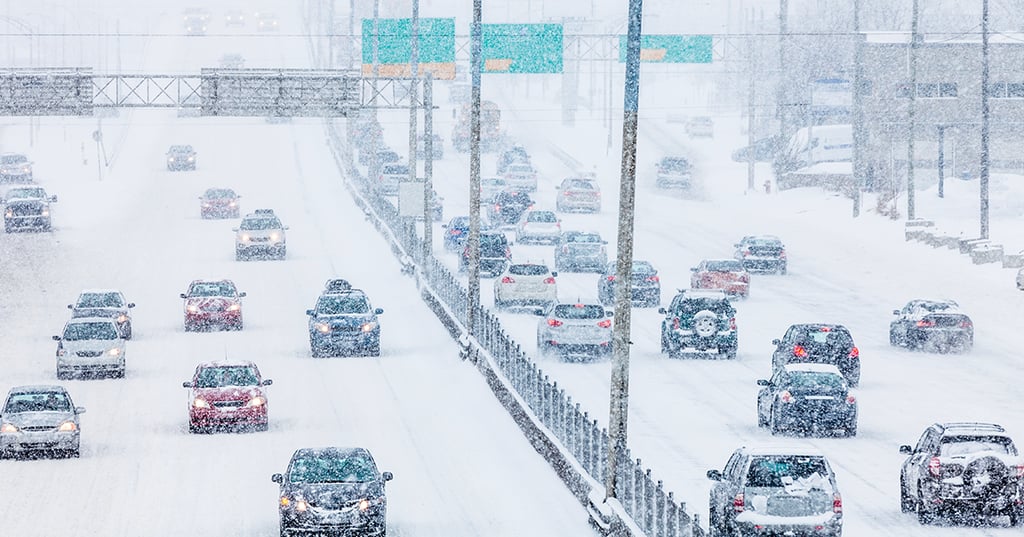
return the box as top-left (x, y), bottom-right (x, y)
top-left (1017, 267), bottom-right (1024, 290)
top-left (502, 163), bottom-right (538, 192)
top-left (515, 210), bottom-right (561, 244)
top-left (68, 289), bottom-right (136, 339)
top-left (480, 176), bottom-right (508, 202)
top-left (234, 209), bottom-right (288, 260)
top-left (536, 302), bottom-right (613, 360)
top-left (494, 262), bottom-right (558, 310)
top-left (53, 317), bottom-right (126, 379)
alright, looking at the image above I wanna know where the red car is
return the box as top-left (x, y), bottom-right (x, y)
top-left (182, 360), bottom-right (271, 433)
top-left (198, 187), bottom-right (241, 219)
top-left (690, 259), bottom-right (750, 298)
top-left (180, 279), bottom-right (246, 331)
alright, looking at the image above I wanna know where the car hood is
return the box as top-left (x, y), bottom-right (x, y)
top-left (312, 313), bottom-right (376, 327)
top-left (282, 481), bottom-right (384, 508)
top-left (193, 386), bottom-right (264, 402)
top-left (2, 411), bottom-right (75, 429)
top-left (61, 338), bottom-right (124, 353)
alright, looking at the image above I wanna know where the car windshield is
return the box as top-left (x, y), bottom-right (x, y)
top-left (498, 192), bottom-right (531, 204)
top-left (565, 232), bottom-right (601, 243)
top-left (915, 301), bottom-right (957, 312)
top-left (63, 321), bottom-right (118, 341)
top-left (5, 392), bottom-right (71, 413)
top-left (674, 298), bottom-right (733, 316)
top-left (289, 454), bottom-right (377, 484)
top-left (660, 158), bottom-right (690, 172)
top-left (76, 292), bottom-right (124, 308)
top-left (449, 217), bottom-right (469, 228)
top-left (939, 436), bottom-right (1015, 457)
top-left (747, 238), bottom-right (782, 247)
top-left (527, 212), bottom-right (557, 223)
top-left (318, 294), bottom-right (370, 314)
top-left (1, 154), bottom-right (27, 164)
top-left (240, 217), bottom-right (282, 230)
top-left (203, 189), bottom-right (236, 199)
top-left (631, 261), bottom-right (655, 274)
top-left (509, 265), bottom-right (548, 276)
top-left (553, 304), bottom-right (604, 319)
top-left (5, 187), bottom-right (44, 199)
top-left (786, 371), bottom-right (845, 390)
top-left (746, 456), bottom-right (830, 488)
top-left (189, 282), bottom-right (236, 297)
top-left (195, 366), bottom-right (259, 388)
top-left (480, 234), bottom-right (506, 249)
top-left (706, 260), bottom-right (744, 272)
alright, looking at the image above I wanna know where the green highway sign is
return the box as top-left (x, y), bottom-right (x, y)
top-left (362, 18), bottom-right (456, 79)
top-left (482, 24), bottom-right (563, 74)
top-left (619, 34), bottom-right (713, 63)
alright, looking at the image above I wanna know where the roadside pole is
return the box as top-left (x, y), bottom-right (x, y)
top-left (467, 0), bottom-right (483, 336)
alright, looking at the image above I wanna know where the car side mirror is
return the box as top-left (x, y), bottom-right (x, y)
top-left (772, 339), bottom-right (781, 345)
top-left (690, 267), bottom-right (698, 272)
top-left (551, 271), bottom-right (558, 277)
top-left (75, 407), bottom-right (86, 414)
top-left (238, 292), bottom-right (247, 298)
top-left (305, 309), bottom-right (315, 316)
top-left (508, 241), bottom-right (514, 247)
top-left (602, 240), bottom-right (608, 244)
top-left (606, 310), bottom-right (614, 317)
top-left (126, 303), bottom-right (135, 309)
top-left (50, 196), bottom-right (58, 203)
top-left (892, 309), bottom-right (900, 315)
top-left (180, 293), bottom-right (188, 299)
top-left (232, 228), bottom-right (239, 232)
top-left (533, 308), bottom-right (545, 316)
top-left (52, 335), bottom-right (61, 341)
top-left (756, 379), bottom-right (770, 386)
top-left (657, 307), bottom-right (667, 314)
top-left (899, 445), bottom-right (913, 455)
top-left (271, 473), bottom-right (283, 484)
top-left (262, 379), bottom-right (273, 386)
top-left (441, 224), bottom-right (448, 229)
top-left (283, 226), bottom-right (290, 230)
top-left (706, 469), bottom-right (723, 481)
top-left (182, 381), bottom-right (193, 388)
top-left (375, 308), bottom-right (384, 315)
top-left (381, 471), bottom-right (394, 482)
top-left (67, 304), bottom-right (73, 309)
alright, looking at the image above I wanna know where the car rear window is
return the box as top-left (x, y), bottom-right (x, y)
top-left (939, 436), bottom-right (1015, 457)
top-left (528, 212), bottom-right (557, 223)
top-left (480, 234), bottom-right (507, 248)
top-left (204, 189), bottom-right (236, 199)
top-left (509, 165), bottom-right (533, 173)
top-left (746, 456), bottom-right (830, 488)
top-left (1, 154), bottom-right (27, 164)
top-left (64, 321), bottom-right (118, 341)
top-left (553, 304), bottom-right (604, 319)
top-left (786, 371), bottom-right (845, 390)
top-left (509, 264), bottom-right (549, 276)
top-left (794, 327), bottom-right (853, 347)
top-left (706, 260), bottom-right (744, 272)
top-left (674, 298), bottom-right (733, 316)
top-left (289, 455), bottom-right (377, 484)
top-left (383, 165), bottom-right (409, 175)
top-left (565, 179), bottom-right (596, 190)
top-left (5, 392), bottom-right (70, 413)
top-left (5, 187), bottom-right (44, 199)
top-left (660, 158), bottom-right (690, 172)
top-left (196, 366), bottom-right (259, 388)
top-left (565, 233), bottom-right (601, 243)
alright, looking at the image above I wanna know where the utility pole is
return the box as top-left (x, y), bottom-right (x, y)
top-left (907, 0), bottom-right (919, 220)
top-left (423, 72), bottom-right (434, 261)
top-left (980, 0), bottom-right (991, 239)
top-left (746, 28), bottom-right (756, 191)
top-left (408, 0), bottom-right (420, 253)
top-left (369, 0), bottom-right (382, 184)
top-left (777, 0), bottom-right (788, 139)
top-left (852, 0), bottom-right (865, 217)
top-left (327, 0), bottom-right (335, 68)
top-left (349, 0), bottom-right (356, 69)
top-left (937, 125), bottom-right (946, 198)
top-left (606, 0), bottom-right (643, 502)
top-left (467, 0), bottom-right (483, 336)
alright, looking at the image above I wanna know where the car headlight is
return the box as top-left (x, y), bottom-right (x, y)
top-left (187, 156), bottom-right (194, 161)
top-left (228, 201), bottom-right (236, 207)
top-left (280, 496), bottom-right (308, 512)
top-left (0, 423), bottom-right (18, 433)
top-left (358, 499), bottom-right (371, 511)
top-left (227, 303), bottom-right (241, 312)
top-left (107, 347), bottom-right (121, 356)
top-left (58, 421), bottom-right (77, 432)
top-left (117, 314), bottom-right (128, 323)
top-left (41, 209), bottom-right (50, 216)
top-left (361, 322), bottom-right (377, 333)
top-left (269, 232), bottom-right (280, 242)
top-left (315, 322), bottom-right (331, 334)
top-left (186, 304), bottom-right (199, 313)
top-left (192, 398), bottom-right (210, 409)
top-left (4, 210), bottom-right (12, 218)
top-left (240, 234), bottom-right (251, 242)
top-left (168, 157), bottom-right (175, 162)
top-left (246, 396), bottom-right (265, 407)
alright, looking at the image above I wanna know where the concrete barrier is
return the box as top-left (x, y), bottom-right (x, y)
top-left (959, 237), bottom-right (989, 254)
top-left (970, 243), bottom-right (1004, 264)
top-left (1003, 253), bottom-right (1024, 269)
top-left (905, 219), bottom-right (935, 241)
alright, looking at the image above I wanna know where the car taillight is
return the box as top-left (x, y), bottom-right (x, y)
top-left (556, 222), bottom-right (561, 228)
top-left (494, 204), bottom-right (501, 211)
top-left (564, 191), bottom-right (572, 196)
top-left (959, 320), bottom-right (973, 329)
top-left (547, 318), bottom-right (562, 327)
top-left (606, 275), bottom-right (616, 282)
top-left (728, 317), bottom-right (737, 330)
top-left (928, 457), bottom-right (942, 477)
top-left (833, 493), bottom-right (843, 514)
top-left (916, 319), bottom-right (935, 328)
top-left (597, 319), bottom-right (612, 328)
top-left (779, 390), bottom-right (793, 403)
top-left (504, 247), bottom-right (511, 258)
top-left (449, 229), bottom-right (462, 235)
top-left (848, 346), bottom-right (859, 359)
top-left (646, 275), bottom-right (659, 282)
top-left (793, 345), bottom-right (808, 357)
top-left (742, 248), bottom-right (751, 257)
top-left (501, 276), bottom-right (515, 283)
top-left (543, 277), bottom-right (556, 284)
top-left (779, 250), bottom-right (787, 259)
top-left (739, 273), bottom-right (749, 283)
top-left (846, 394), bottom-right (856, 404)
top-left (562, 246), bottom-right (569, 253)
top-left (673, 318), bottom-right (680, 329)
top-left (1015, 464), bottom-right (1024, 478)
top-left (733, 493), bottom-right (744, 513)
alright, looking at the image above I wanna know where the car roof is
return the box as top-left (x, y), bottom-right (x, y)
top-left (291, 446), bottom-right (371, 459)
top-left (675, 289), bottom-right (729, 300)
top-left (320, 289), bottom-right (368, 298)
top-left (194, 359), bottom-right (259, 370)
top-left (936, 422), bottom-right (1009, 436)
top-left (7, 385), bottom-right (68, 395)
top-left (789, 322), bottom-right (848, 331)
top-left (740, 444), bottom-right (828, 457)
top-left (77, 288), bottom-right (124, 295)
top-left (782, 363), bottom-right (845, 375)
top-left (743, 234), bottom-right (782, 242)
top-left (702, 258), bottom-right (743, 265)
top-left (169, 145), bottom-right (192, 150)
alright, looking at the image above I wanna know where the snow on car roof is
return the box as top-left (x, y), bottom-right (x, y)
top-left (676, 289), bottom-right (730, 300)
top-left (742, 444), bottom-right (828, 457)
top-left (8, 384), bottom-right (67, 394)
top-left (78, 288), bottom-right (124, 295)
top-left (194, 359), bottom-right (259, 369)
top-left (783, 363), bottom-right (845, 376)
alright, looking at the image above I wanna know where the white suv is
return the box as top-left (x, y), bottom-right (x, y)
top-left (234, 209), bottom-right (287, 260)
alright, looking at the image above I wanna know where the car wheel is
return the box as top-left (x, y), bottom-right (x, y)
top-left (68, 447), bottom-right (80, 458)
top-left (900, 477), bottom-right (915, 513)
top-left (113, 367), bottom-right (125, 379)
top-left (367, 345), bottom-right (381, 357)
top-left (845, 420), bottom-right (858, 437)
top-left (757, 407), bottom-right (768, 428)
top-left (188, 423), bottom-right (203, 434)
top-left (123, 326), bottom-right (133, 340)
top-left (722, 347), bottom-right (737, 360)
top-left (889, 327), bottom-right (899, 347)
top-left (916, 494), bottom-right (935, 524)
top-left (769, 408), bottom-right (782, 435)
top-left (310, 341), bottom-right (326, 358)
top-left (1009, 505), bottom-right (1023, 526)
top-left (56, 368), bottom-right (69, 380)
top-left (255, 422), bottom-right (269, 433)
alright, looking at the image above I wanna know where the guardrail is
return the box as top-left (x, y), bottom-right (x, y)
top-left (324, 120), bottom-right (702, 537)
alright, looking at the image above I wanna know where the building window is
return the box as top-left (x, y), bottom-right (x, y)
top-left (917, 83), bottom-right (938, 98)
top-left (939, 83), bottom-right (958, 98)
top-left (988, 82), bottom-right (1007, 98)
top-left (1008, 83), bottom-right (1024, 98)
top-left (858, 80), bottom-right (874, 97)
top-left (896, 82), bottom-right (958, 98)
top-left (895, 84), bottom-right (912, 98)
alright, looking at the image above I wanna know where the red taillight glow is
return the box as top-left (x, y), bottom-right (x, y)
top-left (562, 246), bottom-right (569, 253)
top-left (597, 319), bottom-right (612, 328)
top-left (916, 319), bottom-right (935, 328)
top-left (959, 320), bottom-right (973, 329)
top-left (564, 191), bottom-right (572, 196)
top-left (672, 318), bottom-right (680, 330)
top-left (728, 317), bottom-right (737, 330)
top-left (779, 250), bottom-right (787, 259)
top-left (606, 275), bottom-right (616, 282)
top-left (846, 394), bottom-right (856, 404)
top-left (543, 277), bottom-right (556, 284)
top-left (504, 247), bottom-right (511, 258)
top-left (733, 493), bottom-right (744, 513)
top-left (832, 494), bottom-right (843, 514)
top-left (547, 318), bottom-right (562, 327)
top-left (848, 346), bottom-right (860, 359)
top-left (501, 276), bottom-right (515, 284)
top-left (928, 456), bottom-right (942, 477)
top-left (743, 248), bottom-right (751, 257)
top-left (779, 390), bottom-right (793, 403)
top-left (449, 229), bottom-right (462, 235)
top-left (819, 326), bottom-right (832, 332)
top-left (494, 204), bottom-right (501, 211)
top-left (1015, 464), bottom-right (1024, 478)
top-left (793, 345), bottom-right (808, 358)
top-left (646, 275), bottom-right (660, 282)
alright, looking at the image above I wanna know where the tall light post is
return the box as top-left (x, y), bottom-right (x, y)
top-left (852, 0), bottom-right (865, 217)
top-left (907, 0), bottom-right (919, 220)
top-left (466, 0), bottom-right (483, 336)
top-left (980, 0), bottom-right (991, 239)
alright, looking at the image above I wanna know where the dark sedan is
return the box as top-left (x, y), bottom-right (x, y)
top-left (597, 260), bottom-right (661, 307)
top-left (757, 363), bottom-right (857, 437)
top-left (771, 323), bottom-right (860, 386)
top-left (889, 299), bottom-right (973, 352)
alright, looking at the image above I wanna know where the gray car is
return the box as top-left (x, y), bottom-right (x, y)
top-left (535, 302), bottom-right (613, 360)
top-left (54, 317), bottom-right (127, 379)
top-left (0, 385), bottom-right (85, 458)
top-left (554, 230), bottom-right (608, 273)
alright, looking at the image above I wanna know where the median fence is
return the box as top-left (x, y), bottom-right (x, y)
top-left (324, 120), bottom-right (702, 537)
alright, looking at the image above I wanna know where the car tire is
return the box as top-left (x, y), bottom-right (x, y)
top-left (845, 421), bottom-right (858, 437)
top-left (722, 347), bottom-right (737, 360)
top-left (255, 422), bottom-right (269, 433)
top-left (68, 447), bottom-right (80, 458)
top-left (757, 408), bottom-right (768, 428)
top-left (367, 345), bottom-right (381, 357)
top-left (889, 327), bottom-right (899, 347)
top-left (916, 494), bottom-right (935, 525)
top-left (123, 326), bottom-right (133, 340)
top-left (769, 408), bottom-right (783, 435)
top-left (900, 477), bottom-right (915, 513)
top-left (188, 423), bottom-right (203, 434)
top-left (1009, 506), bottom-right (1023, 526)
top-left (113, 367), bottom-right (125, 379)
top-left (56, 368), bottom-right (69, 380)
top-left (779, 265), bottom-right (787, 275)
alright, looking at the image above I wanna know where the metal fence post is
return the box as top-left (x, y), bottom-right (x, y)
top-left (656, 480), bottom-right (665, 537)
top-left (667, 492), bottom-right (677, 537)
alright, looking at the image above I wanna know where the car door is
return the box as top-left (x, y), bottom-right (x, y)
top-left (892, 303), bottom-right (913, 340)
top-left (711, 450), bottom-right (744, 527)
top-left (757, 370), bottom-right (783, 420)
top-left (772, 326), bottom-right (796, 367)
top-left (903, 428), bottom-right (938, 496)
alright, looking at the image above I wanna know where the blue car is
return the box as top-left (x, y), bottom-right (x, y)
top-left (443, 216), bottom-right (470, 252)
top-left (306, 289), bottom-right (383, 357)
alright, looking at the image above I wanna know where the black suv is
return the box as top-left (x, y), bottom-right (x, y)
top-left (487, 190), bottom-right (534, 227)
top-left (771, 323), bottom-right (860, 386)
top-left (597, 260), bottom-right (661, 307)
top-left (899, 422), bottom-right (1023, 526)
top-left (659, 289), bottom-right (737, 359)
top-left (889, 299), bottom-right (973, 353)
top-left (734, 235), bottom-right (787, 274)
top-left (756, 363), bottom-right (857, 436)
top-left (272, 447), bottom-right (393, 537)
top-left (460, 231), bottom-right (511, 277)
top-left (707, 446), bottom-right (844, 537)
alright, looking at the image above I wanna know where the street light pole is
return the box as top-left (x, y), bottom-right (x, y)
top-left (606, 0), bottom-right (644, 501)
top-left (467, 0), bottom-right (483, 337)
top-left (907, 0), bottom-right (919, 220)
top-left (852, 0), bottom-right (865, 217)
top-left (980, 0), bottom-right (991, 239)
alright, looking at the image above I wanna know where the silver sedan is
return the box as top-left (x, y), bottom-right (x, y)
top-left (0, 385), bottom-right (85, 458)
top-left (536, 302), bottom-right (613, 361)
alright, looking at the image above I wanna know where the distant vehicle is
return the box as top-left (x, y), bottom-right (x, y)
top-left (1018, 267), bottom-right (1024, 290)
top-left (199, 188), bottom-right (241, 219)
top-left (0, 385), bottom-right (85, 459)
top-left (655, 156), bottom-right (693, 189)
top-left (515, 210), bottom-right (561, 245)
top-left (685, 116), bottom-right (714, 138)
top-left (182, 361), bottom-right (271, 433)
top-left (555, 175), bottom-right (601, 213)
top-left (496, 146), bottom-right (530, 174)
top-left (0, 153), bottom-right (33, 182)
top-left (488, 190), bottom-right (534, 228)
top-left (899, 422), bottom-right (1024, 526)
top-left (359, 147), bottom-right (398, 167)
top-left (234, 209), bottom-right (288, 261)
top-left (307, 289), bottom-right (383, 357)
top-left (773, 124), bottom-right (852, 190)
top-left (554, 230), bottom-right (607, 273)
top-left (224, 8), bottom-right (245, 26)
top-left (166, 145), bottom-right (196, 171)
top-left (416, 133), bottom-right (444, 159)
top-left (3, 186), bottom-right (55, 232)
top-left (659, 289), bottom-right (737, 359)
top-left (442, 216), bottom-right (470, 252)
top-left (889, 299), bottom-right (973, 352)
top-left (480, 176), bottom-right (509, 202)
top-left (502, 162), bottom-right (538, 192)
top-left (218, 53), bottom-right (245, 69)
top-left (731, 135), bottom-right (785, 162)
top-left (272, 447), bottom-right (393, 537)
top-left (53, 317), bottom-right (126, 379)
top-left (690, 259), bottom-right (751, 299)
top-left (707, 446), bottom-right (844, 537)
top-left (374, 163), bottom-right (409, 196)
top-left (535, 302), bottom-right (613, 361)
top-left (771, 323), bottom-right (860, 386)
top-left (68, 289), bottom-right (135, 339)
top-left (453, 100), bottom-right (501, 152)
top-left (597, 260), bottom-right (661, 307)
top-left (183, 14), bottom-right (207, 36)
top-left (180, 279), bottom-right (246, 331)
top-left (323, 278), bottom-right (352, 294)
top-left (756, 363), bottom-right (858, 436)
top-left (734, 235), bottom-right (787, 274)
top-left (461, 230), bottom-right (511, 277)
top-left (255, 12), bottom-right (279, 31)
top-left (494, 262), bottom-right (558, 310)
top-left (182, 7), bottom-right (211, 21)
